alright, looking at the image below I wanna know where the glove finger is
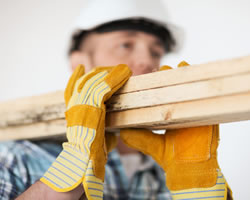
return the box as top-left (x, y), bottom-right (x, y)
top-left (103, 64), bottom-right (132, 101)
top-left (83, 161), bottom-right (104, 200)
top-left (159, 65), bottom-right (173, 71)
top-left (177, 60), bottom-right (189, 67)
top-left (77, 66), bottom-right (113, 93)
top-left (68, 67), bottom-right (112, 108)
top-left (64, 64), bottom-right (85, 106)
top-left (73, 67), bottom-right (113, 107)
top-left (120, 128), bottom-right (165, 163)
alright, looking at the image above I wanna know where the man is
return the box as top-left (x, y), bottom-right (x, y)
top-left (0, 0), bottom-right (232, 199)
top-left (1, 0), bottom-right (174, 199)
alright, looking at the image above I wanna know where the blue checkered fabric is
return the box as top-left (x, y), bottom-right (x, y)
top-left (0, 140), bottom-right (172, 200)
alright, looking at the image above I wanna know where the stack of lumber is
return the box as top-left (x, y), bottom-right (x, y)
top-left (0, 55), bottom-right (250, 141)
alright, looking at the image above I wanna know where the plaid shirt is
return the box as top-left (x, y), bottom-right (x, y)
top-left (0, 140), bottom-right (172, 200)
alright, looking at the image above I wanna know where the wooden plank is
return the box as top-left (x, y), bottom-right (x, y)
top-left (0, 55), bottom-right (250, 141)
top-left (1, 92), bottom-right (250, 141)
top-left (106, 92), bottom-right (250, 130)
top-left (107, 73), bottom-right (250, 111)
top-left (0, 119), bottom-right (67, 141)
top-left (116, 55), bottom-right (250, 94)
top-left (0, 91), bottom-right (65, 127)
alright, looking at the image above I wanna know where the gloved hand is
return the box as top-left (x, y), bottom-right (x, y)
top-left (120, 62), bottom-right (233, 200)
top-left (41, 64), bottom-right (131, 199)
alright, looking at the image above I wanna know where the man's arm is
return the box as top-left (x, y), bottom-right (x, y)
top-left (16, 181), bottom-right (84, 200)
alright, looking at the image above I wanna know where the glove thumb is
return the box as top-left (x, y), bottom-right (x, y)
top-left (64, 64), bottom-right (85, 106)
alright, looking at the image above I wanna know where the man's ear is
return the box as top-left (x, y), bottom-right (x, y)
top-left (69, 51), bottom-right (93, 72)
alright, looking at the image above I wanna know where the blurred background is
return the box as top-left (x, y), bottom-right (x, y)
top-left (0, 0), bottom-right (249, 198)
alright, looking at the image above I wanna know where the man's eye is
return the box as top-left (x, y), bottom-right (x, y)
top-left (151, 51), bottom-right (161, 59)
top-left (120, 42), bottom-right (132, 49)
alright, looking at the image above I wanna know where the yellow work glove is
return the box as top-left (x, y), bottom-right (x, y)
top-left (64, 65), bottom-right (118, 154)
top-left (41, 64), bottom-right (131, 199)
top-left (120, 62), bottom-right (233, 200)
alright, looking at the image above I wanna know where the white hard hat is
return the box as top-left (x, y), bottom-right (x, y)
top-left (74, 0), bottom-right (170, 31)
top-left (71, 0), bottom-right (184, 52)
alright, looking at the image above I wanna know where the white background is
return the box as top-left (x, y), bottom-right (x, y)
top-left (0, 0), bottom-right (250, 199)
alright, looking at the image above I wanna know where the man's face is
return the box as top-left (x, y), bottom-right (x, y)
top-left (78, 31), bottom-right (165, 76)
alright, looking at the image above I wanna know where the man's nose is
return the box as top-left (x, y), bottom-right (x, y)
top-left (129, 49), bottom-right (156, 76)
